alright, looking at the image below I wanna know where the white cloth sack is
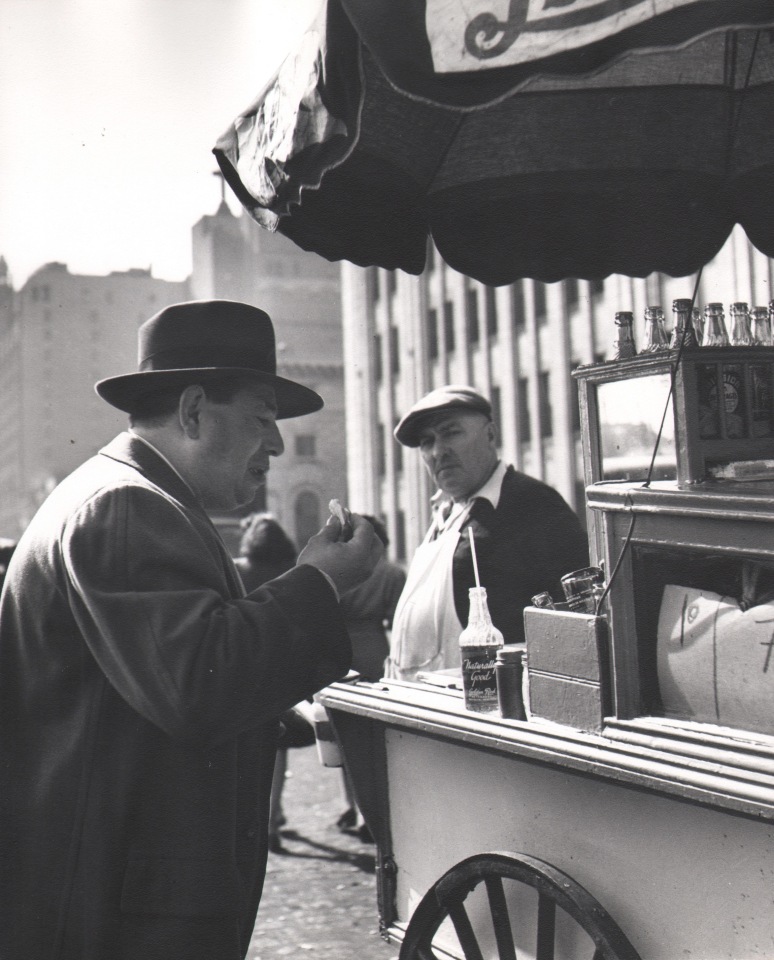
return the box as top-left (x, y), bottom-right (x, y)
top-left (657, 584), bottom-right (774, 734)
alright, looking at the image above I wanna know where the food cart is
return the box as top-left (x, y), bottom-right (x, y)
top-left (213, 4), bottom-right (774, 956)
top-left (316, 342), bottom-right (774, 959)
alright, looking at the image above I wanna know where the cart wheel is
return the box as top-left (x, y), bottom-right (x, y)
top-left (397, 851), bottom-right (641, 960)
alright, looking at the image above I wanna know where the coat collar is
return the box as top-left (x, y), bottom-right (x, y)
top-left (99, 432), bottom-right (206, 519)
top-left (98, 432), bottom-right (246, 597)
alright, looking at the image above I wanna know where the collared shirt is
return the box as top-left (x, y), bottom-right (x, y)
top-left (430, 459), bottom-right (507, 537)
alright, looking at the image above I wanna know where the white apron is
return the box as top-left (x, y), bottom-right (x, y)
top-left (385, 503), bottom-right (473, 681)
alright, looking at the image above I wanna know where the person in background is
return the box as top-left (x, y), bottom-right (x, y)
top-left (386, 385), bottom-right (588, 681)
top-left (0, 299), bottom-right (382, 960)
top-left (234, 512), bottom-right (314, 854)
top-left (337, 515), bottom-right (406, 837)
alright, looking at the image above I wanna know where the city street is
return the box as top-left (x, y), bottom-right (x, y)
top-left (248, 745), bottom-right (398, 960)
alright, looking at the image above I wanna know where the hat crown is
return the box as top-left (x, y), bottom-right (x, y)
top-left (138, 300), bottom-right (276, 374)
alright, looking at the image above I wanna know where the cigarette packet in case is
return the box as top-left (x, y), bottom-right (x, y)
top-left (523, 607), bottom-right (610, 733)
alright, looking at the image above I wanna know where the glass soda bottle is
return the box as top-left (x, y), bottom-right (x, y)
top-left (752, 306), bottom-right (773, 346)
top-left (642, 305), bottom-right (670, 353)
top-left (613, 311), bottom-right (637, 360)
top-left (670, 299), bottom-right (699, 349)
top-left (729, 302), bottom-right (756, 346)
top-left (692, 307), bottom-right (704, 345)
top-left (459, 587), bottom-right (504, 714)
top-left (702, 303), bottom-right (729, 346)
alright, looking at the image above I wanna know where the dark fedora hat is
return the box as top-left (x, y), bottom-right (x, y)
top-left (394, 385), bottom-right (492, 447)
top-left (96, 299), bottom-right (323, 418)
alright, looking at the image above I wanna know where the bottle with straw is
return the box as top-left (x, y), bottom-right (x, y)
top-left (458, 528), bottom-right (504, 713)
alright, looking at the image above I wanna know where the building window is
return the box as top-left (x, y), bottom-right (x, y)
top-left (538, 371), bottom-right (553, 437)
top-left (512, 282), bottom-right (525, 330)
top-left (426, 239), bottom-right (435, 271)
top-left (444, 300), bottom-right (456, 352)
top-left (295, 434), bottom-right (316, 458)
top-left (390, 325), bottom-right (400, 375)
top-left (534, 282), bottom-right (547, 326)
top-left (590, 278), bottom-right (605, 298)
top-left (374, 333), bottom-right (383, 383)
top-left (387, 271), bottom-right (397, 295)
top-left (485, 287), bottom-right (498, 336)
top-left (427, 307), bottom-right (439, 360)
top-left (466, 286), bottom-right (480, 344)
top-left (294, 492), bottom-right (321, 549)
top-left (518, 377), bottom-right (531, 441)
top-left (369, 267), bottom-right (380, 303)
top-left (490, 385), bottom-right (502, 444)
top-left (393, 421), bottom-right (403, 472)
top-left (566, 279), bottom-right (579, 310)
top-left (377, 423), bottom-right (386, 477)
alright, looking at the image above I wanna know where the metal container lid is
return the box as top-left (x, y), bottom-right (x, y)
top-left (496, 643), bottom-right (526, 663)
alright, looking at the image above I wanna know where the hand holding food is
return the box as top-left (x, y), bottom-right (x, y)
top-left (328, 498), bottom-right (353, 542)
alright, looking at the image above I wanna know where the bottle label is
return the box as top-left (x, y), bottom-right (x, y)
top-left (698, 364), bottom-right (745, 439)
top-left (460, 645), bottom-right (500, 712)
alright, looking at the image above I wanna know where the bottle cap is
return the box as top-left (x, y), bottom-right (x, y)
top-left (672, 299), bottom-right (692, 311)
top-left (731, 301), bottom-right (749, 312)
top-left (496, 644), bottom-right (525, 663)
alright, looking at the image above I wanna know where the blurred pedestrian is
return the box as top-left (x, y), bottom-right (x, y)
top-left (337, 515), bottom-right (406, 837)
top-left (0, 299), bottom-right (382, 960)
top-left (234, 512), bottom-right (315, 853)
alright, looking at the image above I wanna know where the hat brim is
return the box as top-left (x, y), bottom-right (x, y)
top-left (95, 367), bottom-right (323, 419)
top-left (395, 402), bottom-right (492, 447)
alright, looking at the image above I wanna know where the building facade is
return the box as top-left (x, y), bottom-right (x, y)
top-left (341, 227), bottom-right (774, 563)
top-left (0, 262), bottom-right (188, 536)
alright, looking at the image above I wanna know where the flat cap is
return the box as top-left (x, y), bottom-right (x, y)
top-left (394, 385), bottom-right (492, 447)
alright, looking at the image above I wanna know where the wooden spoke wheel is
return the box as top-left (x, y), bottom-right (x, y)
top-left (397, 852), bottom-right (641, 960)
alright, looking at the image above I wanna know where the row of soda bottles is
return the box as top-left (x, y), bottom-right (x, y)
top-left (613, 299), bottom-right (774, 360)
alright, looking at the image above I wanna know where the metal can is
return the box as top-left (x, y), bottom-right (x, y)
top-left (496, 644), bottom-right (526, 720)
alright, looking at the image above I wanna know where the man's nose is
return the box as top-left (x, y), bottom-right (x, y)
top-left (266, 422), bottom-right (284, 457)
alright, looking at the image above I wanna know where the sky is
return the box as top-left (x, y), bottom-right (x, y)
top-left (0, 0), bottom-right (322, 288)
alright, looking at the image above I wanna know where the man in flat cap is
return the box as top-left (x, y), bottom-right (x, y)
top-left (0, 300), bottom-right (382, 960)
top-left (386, 385), bottom-right (588, 681)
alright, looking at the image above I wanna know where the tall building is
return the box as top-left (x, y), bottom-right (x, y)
top-left (189, 198), bottom-right (346, 555)
top-left (341, 227), bottom-right (774, 563)
top-left (0, 263), bottom-right (188, 536)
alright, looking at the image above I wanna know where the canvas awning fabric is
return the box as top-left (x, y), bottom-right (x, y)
top-left (214, 1), bottom-right (774, 283)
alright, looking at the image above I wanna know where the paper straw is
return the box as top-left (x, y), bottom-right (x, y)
top-left (468, 527), bottom-right (481, 589)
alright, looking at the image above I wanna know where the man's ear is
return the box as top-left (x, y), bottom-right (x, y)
top-left (486, 419), bottom-right (498, 445)
top-left (178, 384), bottom-right (206, 439)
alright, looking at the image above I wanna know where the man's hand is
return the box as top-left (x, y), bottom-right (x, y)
top-left (297, 514), bottom-right (384, 595)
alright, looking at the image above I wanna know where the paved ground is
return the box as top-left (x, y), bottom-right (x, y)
top-left (247, 745), bottom-right (398, 960)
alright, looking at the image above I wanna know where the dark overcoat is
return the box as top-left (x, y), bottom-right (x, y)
top-left (0, 434), bottom-right (350, 960)
top-left (452, 466), bottom-right (590, 643)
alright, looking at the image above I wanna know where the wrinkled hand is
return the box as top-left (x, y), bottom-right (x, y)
top-left (297, 513), bottom-right (384, 595)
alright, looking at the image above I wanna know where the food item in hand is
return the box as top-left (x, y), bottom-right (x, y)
top-left (328, 498), bottom-right (353, 541)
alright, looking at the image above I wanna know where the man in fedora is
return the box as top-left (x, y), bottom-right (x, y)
top-left (0, 300), bottom-right (382, 960)
top-left (386, 385), bottom-right (588, 681)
